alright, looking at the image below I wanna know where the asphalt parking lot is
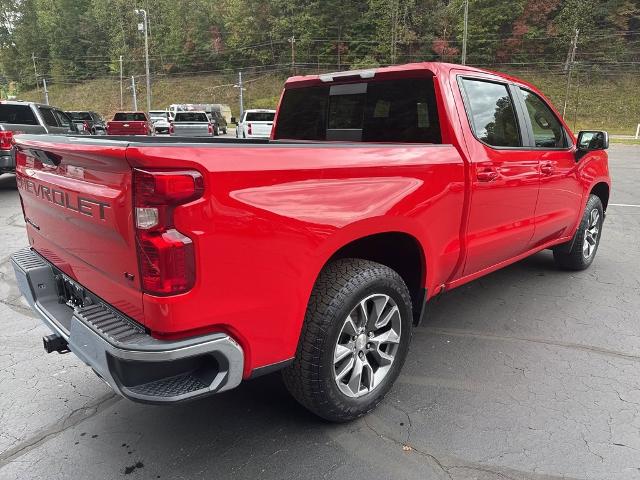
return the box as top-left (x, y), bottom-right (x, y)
top-left (0, 144), bottom-right (638, 480)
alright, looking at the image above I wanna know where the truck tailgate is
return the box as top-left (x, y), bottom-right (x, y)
top-left (248, 121), bottom-right (273, 136)
top-left (14, 136), bottom-right (144, 322)
top-left (107, 121), bottom-right (147, 135)
top-left (172, 123), bottom-right (210, 136)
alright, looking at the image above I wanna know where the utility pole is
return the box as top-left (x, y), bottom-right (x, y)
top-left (461, 0), bottom-right (469, 65)
top-left (390, 0), bottom-right (398, 64)
top-left (42, 77), bottom-right (49, 105)
top-left (134, 9), bottom-right (152, 114)
top-left (238, 71), bottom-right (244, 118)
top-left (131, 76), bottom-right (138, 111)
top-left (31, 53), bottom-right (39, 91)
top-left (119, 55), bottom-right (123, 110)
top-left (288, 36), bottom-right (296, 75)
top-left (562, 29), bottom-right (579, 119)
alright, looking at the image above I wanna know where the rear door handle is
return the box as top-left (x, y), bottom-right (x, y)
top-left (477, 167), bottom-right (499, 182)
top-left (541, 162), bottom-right (555, 175)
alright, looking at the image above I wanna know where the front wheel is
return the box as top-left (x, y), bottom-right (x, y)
top-left (283, 258), bottom-right (413, 422)
top-left (553, 194), bottom-right (604, 270)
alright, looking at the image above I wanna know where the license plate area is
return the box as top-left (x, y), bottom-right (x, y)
top-left (57, 274), bottom-right (88, 309)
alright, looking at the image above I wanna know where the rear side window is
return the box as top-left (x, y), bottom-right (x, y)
top-left (461, 78), bottom-right (521, 147)
top-left (0, 104), bottom-right (38, 125)
top-left (38, 107), bottom-right (59, 127)
top-left (520, 89), bottom-right (568, 148)
top-left (114, 112), bottom-right (147, 121)
top-left (174, 112), bottom-right (208, 122)
top-left (275, 77), bottom-right (441, 143)
top-left (245, 112), bottom-right (275, 122)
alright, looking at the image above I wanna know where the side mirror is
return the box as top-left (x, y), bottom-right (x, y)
top-left (577, 131), bottom-right (609, 151)
top-left (230, 117), bottom-right (237, 125)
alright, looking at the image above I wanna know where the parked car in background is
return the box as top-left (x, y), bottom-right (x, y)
top-left (208, 111), bottom-right (227, 135)
top-left (0, 100), bottom-right (78, 173)
top-left (235, 109), bottom-right (276, 138)
top-left (10, 62), bottom-right (610, 422)
top-left (169, 111), bottom-right (213, 137)
top-left (67, 111), bottom-right (106, 135)
top-left (106, 112), bottom-right (152, 136)
top-left (149, 110), bottom-right (171, 135)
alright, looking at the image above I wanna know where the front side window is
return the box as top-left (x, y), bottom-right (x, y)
top-left (520, 89), bottom-right (568, 148)
top-left (461, 78), bottom-right (521, 147)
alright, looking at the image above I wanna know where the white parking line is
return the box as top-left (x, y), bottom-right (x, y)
top-left (609, 203), bottom-right (640, 208)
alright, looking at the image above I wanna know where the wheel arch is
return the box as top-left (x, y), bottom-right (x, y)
top-left (326, 231), bottom-right (427, 325)
top-left (590, 182), bottom-right (610, 211)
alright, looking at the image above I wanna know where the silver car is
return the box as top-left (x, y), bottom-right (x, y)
top-left (169, 111), bottom-right (213, 137)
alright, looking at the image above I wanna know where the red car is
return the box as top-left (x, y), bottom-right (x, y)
top-left (11, 62), bottom-right (610, 421)
top-left (106, 111), bottom-right (152, 136)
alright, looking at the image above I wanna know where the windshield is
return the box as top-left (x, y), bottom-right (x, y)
top-left (113, 112), bottom-right (147, 121)
top-left (174, 112), bottom-right (208, 122)
top-left (68, 112), bottom-right (92, 121)
top-left (245, 112), bottom-right (275, 122)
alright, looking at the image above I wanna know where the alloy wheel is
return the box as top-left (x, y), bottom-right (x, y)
top-left (583, 208), bottom-right (601, 259)
top-left (333, 294), bottom-right (402, 398)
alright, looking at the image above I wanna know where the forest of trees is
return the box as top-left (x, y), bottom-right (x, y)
top-left (0, 0), bottom-right (638, 88)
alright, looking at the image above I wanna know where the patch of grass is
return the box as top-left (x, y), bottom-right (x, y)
top-left (610, 137), bottom-right (640, 145)
top-left (17, 72), bottom-right (286, 120)
top-left (15, 69), bottom-right (640, 135)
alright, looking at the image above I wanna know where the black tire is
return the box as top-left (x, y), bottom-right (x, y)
top-left (553, 194), bottom-right (604, 270)
top-left (282, 258), bottom-right (413, 422)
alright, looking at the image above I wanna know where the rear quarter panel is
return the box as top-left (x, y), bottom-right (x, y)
top-left (125, 143), bottom-right (466, 375)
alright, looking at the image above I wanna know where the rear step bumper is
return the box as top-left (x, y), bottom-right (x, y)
top-left (11, 248), bottom-right (244, 404)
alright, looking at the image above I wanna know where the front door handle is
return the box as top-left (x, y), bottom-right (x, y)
top-left (541, 162), bottom-right (555, 175)
top-left (477, 167), bottom-right (499, 182)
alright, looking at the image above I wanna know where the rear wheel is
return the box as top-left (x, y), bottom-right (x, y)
top-left (283, 258), bottom-right (413, 422)
top-left (553, 194), bottom-right (604, 270)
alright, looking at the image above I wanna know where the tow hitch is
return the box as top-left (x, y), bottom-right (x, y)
top-left (43, 333), bottom-right (69, 354)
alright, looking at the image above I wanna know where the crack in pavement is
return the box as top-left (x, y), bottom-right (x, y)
top-left (363, 415), bottom-right (586, 480)
top-left (0, 393), bottom-right (120, 468)
top-left (417, 327), bottom-right (640, 362)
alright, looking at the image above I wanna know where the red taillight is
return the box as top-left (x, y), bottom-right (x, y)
top-left (0, 130), bottom-right (13, 150)
top-left (82, 121), bottom-right (90, 132)
top-left (208, 122), bottom-right (213, 135)
top-left (169, 122), bottom-right (174, 134)
top-left (133, 169), bottom-right (204, 296)
top-left (247, 123), bottom-right (252, 135)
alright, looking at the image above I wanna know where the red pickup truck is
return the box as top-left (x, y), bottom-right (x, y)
top-left (106, 111), bottom-right (152, 136)
top-left (11, 62), bottom-right (610, 421)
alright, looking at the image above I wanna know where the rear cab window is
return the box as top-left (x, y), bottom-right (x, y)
top-left (174, 112), bottom-right (209, 122)
top-left (274, 77), bottom-right (441, 143)
top-left (113, 112), bottom-right (147, 121)
top-left (245, 112), bottom-right (275, 122)
top-left (0, 104), bottom-right (38, 125)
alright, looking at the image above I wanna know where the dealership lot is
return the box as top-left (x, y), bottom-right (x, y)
top-left (0, 145), bottom-right (638, 480)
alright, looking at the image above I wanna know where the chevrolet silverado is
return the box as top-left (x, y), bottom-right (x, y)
top-left (106, 111), bottom-right (152, 136)
top-left (11, 62), bottom-right (610, 421)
